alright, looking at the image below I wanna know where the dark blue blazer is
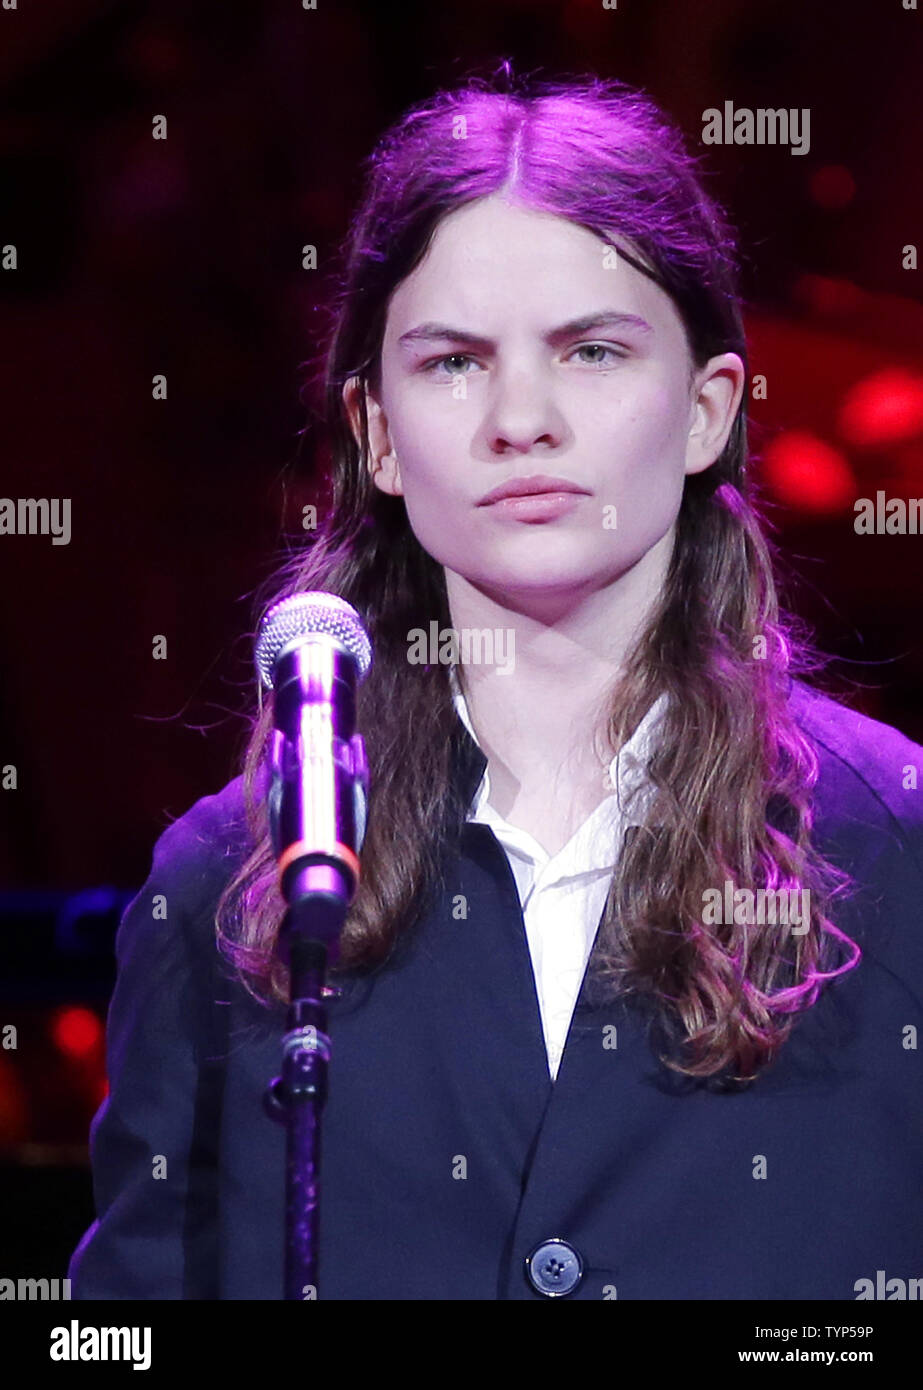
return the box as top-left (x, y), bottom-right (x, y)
top-left (68, 679), bottom-right (923, 1299)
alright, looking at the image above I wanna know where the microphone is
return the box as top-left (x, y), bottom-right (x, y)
top-left (254, 591), bottom-right (372, 960)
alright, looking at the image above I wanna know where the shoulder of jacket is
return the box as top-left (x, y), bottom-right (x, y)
top-left (143, 772), bottom-right (256, 919)
top-left (788, 676), bottom-right (923, 853)
top-left (107, 772), bottom-right (257, 998)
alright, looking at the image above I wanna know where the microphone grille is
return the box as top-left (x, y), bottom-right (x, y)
top-left (255, 591), bottom-right (373, 690)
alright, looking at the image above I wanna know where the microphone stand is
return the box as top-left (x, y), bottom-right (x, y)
top-left (259, 631), bottom-right (368, 1300)
top-left (263, 908), bottom-right (341, 1301)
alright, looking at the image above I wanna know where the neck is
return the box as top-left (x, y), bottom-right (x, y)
top-left (444, 531), bottom-right (671, 805)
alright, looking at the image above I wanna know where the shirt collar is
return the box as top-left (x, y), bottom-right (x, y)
top-left (448, 665), bottom-right (668, 826)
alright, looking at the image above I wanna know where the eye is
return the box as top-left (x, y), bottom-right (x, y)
top-left (421, 353), bottom-right (479, 375)
top-left (570, 343), bottom-right (627, 367)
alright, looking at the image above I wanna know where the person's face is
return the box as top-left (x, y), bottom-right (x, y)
top-left (344, 194), bottom-right (744, 614)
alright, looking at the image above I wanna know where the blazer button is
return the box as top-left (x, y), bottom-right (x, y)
top-left (524, 1239), bottom-right (584, 1297)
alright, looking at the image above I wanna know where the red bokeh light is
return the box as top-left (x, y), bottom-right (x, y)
top-left (809, 164), bottom-right (856, 209)
top-left (792, 274), bottom-right (864, 315)
top-left (838, 367), bottom-right (923, 447)
top-left (51, 1007), bottom-right (104, 1061)
top-left (761, 431), bottom-right (856, 514)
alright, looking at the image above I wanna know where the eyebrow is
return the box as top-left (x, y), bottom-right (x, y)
top-left (397, 311), bottom-right (654, 351)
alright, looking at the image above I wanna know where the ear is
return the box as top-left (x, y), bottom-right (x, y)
top-left (341, 376), bottom-right (403, 496)
top-left (684, 352), bottom-right (746, 476)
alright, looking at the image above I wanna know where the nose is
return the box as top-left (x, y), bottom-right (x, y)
top-left (483, 365), bottom-right (566, 455)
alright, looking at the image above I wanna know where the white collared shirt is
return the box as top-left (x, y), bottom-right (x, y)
top-left (450, 672), bottom-right (667, 1081)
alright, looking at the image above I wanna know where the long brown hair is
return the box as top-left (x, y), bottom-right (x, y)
top-left (216, 66), bottom-right (861, 1083)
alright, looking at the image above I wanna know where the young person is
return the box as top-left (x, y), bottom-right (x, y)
top-left (69, 68), bottom-right (923, 1301)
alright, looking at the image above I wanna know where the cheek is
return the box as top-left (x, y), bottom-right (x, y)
top-left (394, 395), bottom-right (467, 477)
top-left (596, 378), bottom-right (690, 473)
top-left (394, 459), bottom-right (464, 553)
top-left (397, 435), bottom-right (481, 527)
top-left (590, 385), bottom-right (689, 534)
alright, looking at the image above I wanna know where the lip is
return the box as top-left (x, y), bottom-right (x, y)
top-left (477, 474), bottom-right (591, 506)
top-left (485, 492), bottom-right (585, 522)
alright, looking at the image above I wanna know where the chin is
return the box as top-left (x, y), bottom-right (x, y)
top-left (479, 568), bottom-right (602, 599)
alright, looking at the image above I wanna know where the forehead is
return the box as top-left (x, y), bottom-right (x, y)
top-left (382, 195), bottom-right (686, 347)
